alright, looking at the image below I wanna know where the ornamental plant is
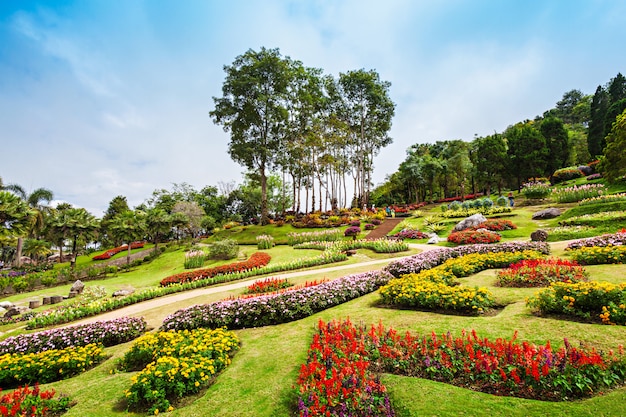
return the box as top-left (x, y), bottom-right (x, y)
top-left (0, 384), bottom-right (72, 417)
top-left (579, 192), bottom-right (626, 205)
top-left (565, 231), bottom-right (626, 250)
top-left (287, 229), bottom-right (343, 245)
top-left (497, 258), bottom-right (588, 287)
top-left (522, 181), bottom-right (552, 199)
top-left (552, 184), bottom-right (606, 203)
top-left (244, 277), bottom-right (292, 294)
top-left (121, 327), bottom-right (239, 415)
top-left (183, 250), bottom-right (206, 269)
top-left (93, 242), bottom-right (144, 260)
top-left (551, 166), bottom-right (584, 184)
top-left (256, 234), bottom-right (275, 250)
top-left (527, 281), bottom-right (626, 325)
top-left (388, 229), bottom-right (429, 239)
top-left (468, 218), bottom-right (517, 231)
top-left (344, 225), bottom-right (362, 240)
top-left (161, 270), bottom-right (393, 331)
top-left (295, 319), bottom-right (395, 417)
top-left (567, 245), bottom-right (626, 265)
top-left (0, 343), bottom-right (106, 387)
top-left (447, 229), bottom-right (501, 245)
top-left (0, 317), bottom-right (146, 355)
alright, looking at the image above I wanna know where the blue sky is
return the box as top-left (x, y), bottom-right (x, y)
top-left (1, 0), bottom-right (625, 216)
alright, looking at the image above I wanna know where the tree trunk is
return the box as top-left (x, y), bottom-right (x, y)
top-left (260, 165), bottom-right (270, 225)
top-left (14, 237), bottom-right (23, 267)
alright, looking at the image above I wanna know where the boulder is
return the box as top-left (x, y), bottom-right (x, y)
top-left (532, 208), bottom-right (562, 220)
top-left (112, 288), bottom-right (135, 297)
top-left (69, 280), bottom-right (85, 298)
top-left (454, 214), bottom-right (487, 232)
top-left (4, 306), bottom-right (29, 318)
top-left (0, 301), bottom-right (14, 309)
top-left (578, 165), bottom-right (593, 175)
top-left (531, 229), bottom-right (549, 242)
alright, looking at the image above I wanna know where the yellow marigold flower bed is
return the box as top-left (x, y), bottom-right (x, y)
top-left (120, 327), bottom-right (239, 415)
top-left (527, 281), bottom-right (626, 325)
top-left (0, 343), bottom-right (106, 387)
top-left (568, 245), bottom-right (626, 265)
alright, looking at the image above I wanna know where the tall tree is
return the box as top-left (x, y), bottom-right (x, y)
top-left (505, 122), bottom-right (548, 189)
top-left (588, 85), bottom-right (609, 158)
top-left (598, 108), bottom-right (626, 183)
top-left (145, 208), bottom-right (172, 253)
top-left (608, 72), bottom-right (626, 103)
top-left (100, 195), bottom-right (130, 247)
top-left (47, 207), bottom-right (99, 268)
top-left (473, 134), bottom-right (508, 195)
top-left (210, 47), bottom-right (293, 225)
top-left (540, 117), bottom-right (571, 175)
top-left (109, 210), bottom-right (146, 265)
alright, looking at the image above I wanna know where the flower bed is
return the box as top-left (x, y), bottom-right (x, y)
top-left (568, 245), bottom-right (626, 265)
top-left (0, 317), bottom-right (146, 354)
top-left (522, 181), bottom-right (552, 199)
top-left (447, 230), bottom-right (501, 245)
top-left (120, 327), bottom-right (239, 415)
top-left (468, 218), bottom-right (517, 231)
top-left (565, 231), bottom-right (626, 250)
top-left (295, 319), bottom-right (626, 417)
top-left (388, 229), bottom-right (429, 239)
top-left (497, 258), bottom-right (589, 287)
top-left (438, 250), bottom-right (542, 278)
top-left (439, 206), bottom-right (511, 218)
top-left (0, 343), bottom-right (106, 387)
top-left (92, 242), bottom-right (145, 260)
top-left (552, 184), bottom-right (606, 203)
top-left (0, 384), bottom-right (72, 416)
top-left (527, 281), bottom-right (626, 325)
top-left (295, 319), bottom-right (394, 417)
top-left (384, 242), bottom-right (550, 278)
top-left (161, 270), bottom-right (393, 331)
top-left (244, 277), bottom-right (293, 294)
top-left (160, 252), bottom-right (272, 286)
top-left (287, 229), bottom-right (343, 245)
top-left (256, 234), bottom-right (275, 249)
top-left (294, 239), bottom-right (409, 254)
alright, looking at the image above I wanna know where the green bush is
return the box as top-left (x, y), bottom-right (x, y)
top-left (551, 167), bottom-right (584, 184)
top-left (208, 239), bottom-right (238, 260)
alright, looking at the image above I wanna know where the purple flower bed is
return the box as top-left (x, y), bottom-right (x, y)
top-left (0, 316), bottom-right (146, 354)
top-left (389, 229), bottom-right (429, 239)
top-left (384, 241), bottom-right (550, 278)
top-left (566, 232), bottom-right (626, 250)
top-left (161, 270), bottom-right (394, 331)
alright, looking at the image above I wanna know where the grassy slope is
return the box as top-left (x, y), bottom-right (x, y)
top-left (4, 202), bottom-right (626, 416)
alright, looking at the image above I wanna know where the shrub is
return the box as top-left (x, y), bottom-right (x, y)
top-left (364, 223), bottom-right (375, 230)
top-left (344, 226), bottom-right (361, 239)
top-left (468, 218), bottom-right (517, 231)
top-left (495, 195), bottom-right (508, 207)
top-left (208, 239), bottom-right (238, 260)
top-left (388, 229), bottom-right (429, 240)
top-left (551, 167), bottom-right (584, 184)
top-left (0, 384), bottom-right (72, 416)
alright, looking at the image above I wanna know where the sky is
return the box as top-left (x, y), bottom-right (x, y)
top-left (1, 0), bottom-right (625, 217)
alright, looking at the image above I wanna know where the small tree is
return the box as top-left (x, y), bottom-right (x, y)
top-left (598, 109), bottom-right (626, 182)
top-left (109, 210), bottom-right (146, 265)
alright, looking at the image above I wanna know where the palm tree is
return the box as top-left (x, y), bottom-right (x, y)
top-left (109, 210), bottom-right (146, 265)
top-left (0, 191), bottom-right (35, 266)
top-left (23, 238), bottom-right (52, 264)
top-left (48, 207), bottom-right (99, 268)
top-left (145, 208), bottom-right (172, 253)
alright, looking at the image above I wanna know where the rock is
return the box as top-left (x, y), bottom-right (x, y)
top-left (28, 300), bottom-right (41, 309)
top-left (70, 280), bottom-right (85, 295)
top-left (531, 229), bottom-right (549, 242)
top-left (454, 214), bottom-right (487, 232)
top-left (578, 165), bottom-right (593, 175)
top-left (50, 295), bottom-right (64, 304)
top-left (0, 301), bottom-right (14, 309)
top-left (532, 208), bottom-right (562, 220)
top-left (4, 306), bottom-right (29, 318)
top-left (112, 289), bottom-right (135, 297)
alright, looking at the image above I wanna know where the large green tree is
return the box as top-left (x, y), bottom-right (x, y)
top-left (473, 133), bottom-right (508, 195)
top-left (540, 117), bottom-right (571, 175)
top-left (598, 108), bottom-right (626, 182)
top-left (47, 207), bottom-right (99, 268)
top-left (109, 210), bottom-right (146, 265)
top-left (588, 85), bottom-right (609, 158)
top-left (210, 47), bottom-right (293, 225)
top-left (505, 122), bottom-right (548, 189)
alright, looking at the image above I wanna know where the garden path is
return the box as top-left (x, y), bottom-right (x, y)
top-left (365, 217), bottom-right (403, 240)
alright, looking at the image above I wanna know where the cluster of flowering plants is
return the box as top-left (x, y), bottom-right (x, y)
top-left (183, 250), bottom-right (205, 269)
top-left (244, 277), bottom-right (293, 294)
top-left (294, 239), bottom-right (408, 254)
top-left (527, 281), bottom-right (626, 325)
top-left (226, 279), bottom-right (328, 301)
top-left (256, 234), bottom-right (275, 250)
top-left (161, 270), bottom-right (393, 331)
top-left (497, 258), bottom-right (589, 287)
top-left (579, 192), bottom-right (626, 205)
top-left (287, 230), bottom-right (343, 245)
top-left (0, 343), bottom-right (106, 387)
top-left (447, 229), bottom-right (501, 245)
top-left (92, 242), bottom-right (144, 260)
top-left (566, 230), bottom-right (626, 250)
top-left (468, 218), bottom-right (517, 231)
top-left (344, 225), bottom-right (362, 240)
top-left (295, 319), bottom-right (395, 417)
top-left (552, 184), bottom-right (606, 203)
top-left (365, 323), bottom-right (626, 401)
top-left (438, 250), bottom-right (542, 278)
top-left (439, 206), bottom-right (511, 218)
top-left (120, 327), bottom-right (239, 415)
top-left (551, 167), bottom-right (584, 183)
top-left (0, 384), bottom-right (72, 416)
top-left (384, 242), bottom-right (550, 278)
top-left (388, 229), bottom-right (429, 239)
top-left (522, 181), bottom-right (552, 199)
top-left (160, 252), bottom-right (271, 286)
top-left (568, 245), bottom-right (626, 265)
top-left (0, 317), bottom-right (146, 355)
